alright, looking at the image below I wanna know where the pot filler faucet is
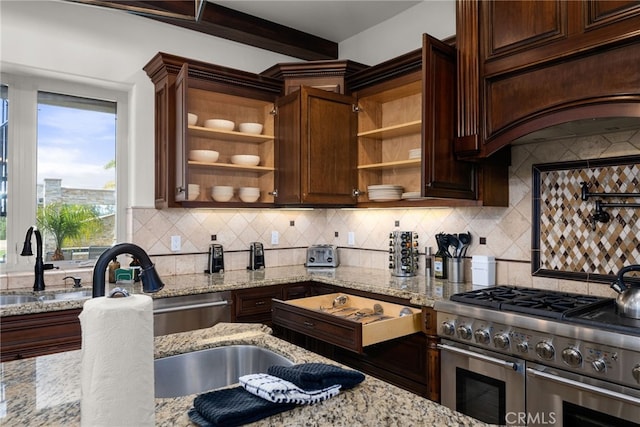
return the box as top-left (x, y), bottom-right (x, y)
top-left (21, 226), bottom-right (57, 292)
top-left (92, 243), bottom-right (165, 297)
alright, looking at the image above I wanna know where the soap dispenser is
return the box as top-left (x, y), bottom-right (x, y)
top-left (108, 257), bottom-right (120, 284)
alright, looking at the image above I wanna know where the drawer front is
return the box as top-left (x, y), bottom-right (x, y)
top-left (272, 301), bottom-right (363, 352)
top-left (234, 286), bottom-right (281, 317)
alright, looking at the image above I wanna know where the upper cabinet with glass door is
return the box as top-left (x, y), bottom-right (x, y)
top-left (144, 53), bottom-right (281, 208)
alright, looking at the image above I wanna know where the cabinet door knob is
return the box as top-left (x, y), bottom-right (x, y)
top-left (268, 189), bottom-right (278, 198)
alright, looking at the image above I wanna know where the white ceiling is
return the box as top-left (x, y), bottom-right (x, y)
top-left (213, 1), bottom-right (423, 42)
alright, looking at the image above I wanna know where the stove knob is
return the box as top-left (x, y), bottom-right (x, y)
top-left (561, 348), bottom-right (583, 367)
top-left (536, 341), bottom-right (555, 360)
top-left (456, 325), bottom-right (473, 340)
top-left (493, 333), bottom-right (510, 349)
top-left (441, 321), bottom-right (456, 336)
top-left (474, 329), bottom-right (490, 345)
top-left (516, 342), bottom-right (529, 353)
top-left (592, 358), bottom-right (607, 373)
top-left (632, 365), bottom-right (640, 384)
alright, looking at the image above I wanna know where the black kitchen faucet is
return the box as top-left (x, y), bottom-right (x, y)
top-left (20, 226), bottom-right (57, 292)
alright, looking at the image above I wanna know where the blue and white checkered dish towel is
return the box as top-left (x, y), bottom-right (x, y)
top-left (239, 373), bottom-right (341, 404)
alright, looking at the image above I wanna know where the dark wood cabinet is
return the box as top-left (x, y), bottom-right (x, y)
top-left (261, 60), bottom-right (368, 95)
top-left (231, 285), bottom-right (283, 325)
top-left (0, 309), bottom-right (82, 362)
top-left (349, 35), bottom-right (508, 207)
top-left (144, 53), bottom-right (282, 208)
top-left (274, 86), bottom-right (358, 206)
top-left (456, 0), bottom-right (640, 158)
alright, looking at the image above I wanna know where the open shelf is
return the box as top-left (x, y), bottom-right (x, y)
top-left (188, 161), bottom-right (275, 173)
top-left (357, 120), bottom-right (421, 139)
top-left (188, 126), bottom-right (274, 143)
top-left (357, 159), bottom-right (421, 170)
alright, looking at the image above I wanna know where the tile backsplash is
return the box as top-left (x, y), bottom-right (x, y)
top-left (125, 129), bottom-right (639, 298)
top-left (3, 129), bottom-right (638, 294)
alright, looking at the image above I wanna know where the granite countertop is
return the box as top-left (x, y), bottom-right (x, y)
top-left (1, 323), bottom-right (486, 427)
top-left (1, 266), bottom-right (472, 317)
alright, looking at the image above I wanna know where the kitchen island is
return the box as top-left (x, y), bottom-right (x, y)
top-left (1, 322), bottom-right (486, 426)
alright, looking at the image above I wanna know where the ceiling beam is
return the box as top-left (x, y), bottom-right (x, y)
top-left (68, 1), bottom-right (339, 60)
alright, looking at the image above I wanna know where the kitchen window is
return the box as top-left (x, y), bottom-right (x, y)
top-left (1, 74), bottom-right (128, 272)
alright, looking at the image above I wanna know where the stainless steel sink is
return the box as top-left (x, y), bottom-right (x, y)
top-left (0, 294), bottom-right (39, 306)
top-left (0, 290), bottom-right (93, 306)
top-left (45, 290), bottom-right (93, 301)
top-left (154, 345), bottom-right (294, 398)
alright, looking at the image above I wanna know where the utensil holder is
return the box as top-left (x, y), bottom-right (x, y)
top-left (449, 258), bottom-right (464, 284)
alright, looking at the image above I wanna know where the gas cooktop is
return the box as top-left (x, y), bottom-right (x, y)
top-left (448, 285), bottom-right (632, 330)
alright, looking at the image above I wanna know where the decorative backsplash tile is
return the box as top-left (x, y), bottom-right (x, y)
top-left (535, 157), bottom-right (640, 278)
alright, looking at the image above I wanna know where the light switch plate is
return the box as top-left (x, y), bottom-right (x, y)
top-left (171, 235), bottom-right (181, 251)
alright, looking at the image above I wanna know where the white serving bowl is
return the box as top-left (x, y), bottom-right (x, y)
top-left (239, 192), bottom-right (260, 203)
top-left (230, 155), bottom-right (260, 166)
top-left (238, 122), bottom-right (263, 134)
top-left (211, 186), bottom-right (234, 202)
top-left (188, 113), bottom-right (198, 126)
top-left (204, 119), bottom-right (235, 131)
top-left (239, 186), bottom-right (260, 194)
top-left (187, 191), bottom-right (200, 201)
top-left (408, 148), bottom-right (421, 159)
top-left (189, 150), bottom-right (219, 163)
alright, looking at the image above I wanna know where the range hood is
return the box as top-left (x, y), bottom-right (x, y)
top-left (512, 116), bottom-right (640, 144)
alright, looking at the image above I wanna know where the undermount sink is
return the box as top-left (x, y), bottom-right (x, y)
top-left (0, 290), bottom-right (93, 306)
top-left (0, 294), bottom-right (40, 306)
top-left (44, 290), bottom-right (93, 301)
top-left (154, 345), bottom-right (294, 398)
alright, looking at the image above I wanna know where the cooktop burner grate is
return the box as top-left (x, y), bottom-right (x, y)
top-left (449, 285), bottom-right (540, 309)
top-left (500, 293), bottom-right (609, 319)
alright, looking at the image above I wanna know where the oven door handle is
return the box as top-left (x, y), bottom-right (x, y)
top-left (437, 343), bottom-right (519, 371)
top-left (526, 368), bottom-right (640, 405)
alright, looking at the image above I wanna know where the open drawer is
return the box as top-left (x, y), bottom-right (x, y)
top-left (272, 293), bottom-right (422, 353)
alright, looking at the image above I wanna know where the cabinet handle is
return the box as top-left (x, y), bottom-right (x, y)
top-left (255, 301), bottom-right (266, 306)
top-left (352, 189), bottom-right (363, 197)
top-left (352, 105), bottom-right (361, 113)
top-left (176, 186), bottom-right (185, 193)
top-left (303, 321), bottom-right (315, 328)
top-left (269, 189), bottom-right (278, 198)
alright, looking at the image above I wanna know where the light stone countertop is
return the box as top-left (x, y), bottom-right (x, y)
top-left (0, 323), bottom-right (486, 427)
top-left (1, 265), bottom-right (473, 317)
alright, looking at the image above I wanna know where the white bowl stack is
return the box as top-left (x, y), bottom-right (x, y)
top-left (187, 184), bottom-right (200, 201)
top-left (188, 113), bottom-right (198, 126)
top-left (238, 122), bottom-right (263, 134)
top-left (204, 119), bottom-right (235, 131)
top-left (230, 155), bottom-right (260, 166)
top-left (189, 150), bottom-right (219, 163)
top-left (367, 185), bottom-right (403, 201)
top-left (238, 187), bottom-right (260, 203)
top-left (211, 186), bottom-right (234, 202)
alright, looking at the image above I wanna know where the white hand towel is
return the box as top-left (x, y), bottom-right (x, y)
top-left (239, 373), bottom-right (340, 404)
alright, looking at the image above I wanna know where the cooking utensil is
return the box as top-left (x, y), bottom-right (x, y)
top-left (399, 307), bottom-right (413, 317)
top-left (610, 264), bottom-right (640, 319)
top-left (458, 232), bottom-right (472, 257)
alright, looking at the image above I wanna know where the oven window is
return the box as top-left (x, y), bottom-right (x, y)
top-left (456, 367), bottom-right (505, 425)
top-left (564, 402), bottom-right (639, 427)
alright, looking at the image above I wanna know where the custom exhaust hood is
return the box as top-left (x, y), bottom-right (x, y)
top-left (512, 116), bottom-right (640, 145)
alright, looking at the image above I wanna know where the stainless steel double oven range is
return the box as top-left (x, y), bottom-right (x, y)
top-left (434, 286), bottom-right (640, 426)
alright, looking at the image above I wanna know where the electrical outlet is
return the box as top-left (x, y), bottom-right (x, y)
top-left (271, 231), bottom-right (279, 245)
top-left (334, 231), bottom-right (339, 238)
top-left (211, 234), bottom-right (217, 241)
top-left (395, 220), bottom-right (400, 227)
top-left (348, 231), bottom-right (355, 246)
top-left (170, 235), bottom-right (181, 251)
top-left (480, 237), bottom-right (487, 245)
